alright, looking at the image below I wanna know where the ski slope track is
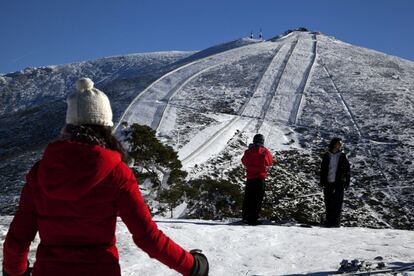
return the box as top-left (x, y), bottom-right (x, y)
top-left (114, 41), bottom-right (269, 133)
top-left (265, 37), bottom-right (318, 124)
top-left (155, 61), bottom-right (228, 133)
top-left (290, 34), bottom-right (317, 125)
top-left (254, 35), bottom-right (319, 148)
top-left (178, 37), bottom-right (316, 166)
top-left (179, 43), bottom-right (286, 166)
top-left (179, 35), bottom-right (321, 166)
top-left (255, 39), bottom-right (298, 132)
top-left (182, 36), bottom-right (316, 166)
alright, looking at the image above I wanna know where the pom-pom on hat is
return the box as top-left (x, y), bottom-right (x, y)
top-left (66, 77), bottom-right (113, 127)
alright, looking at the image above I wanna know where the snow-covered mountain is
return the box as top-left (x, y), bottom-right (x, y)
top-left (1, 29), bottom-right (413, 229)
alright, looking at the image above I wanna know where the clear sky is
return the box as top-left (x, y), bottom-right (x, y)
top-left (1, 0), bottom-right (413, 74)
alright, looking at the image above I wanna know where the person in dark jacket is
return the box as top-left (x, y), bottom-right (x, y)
top-left (2, 78), bottom-right (208, 276)
top-left (241, 134), bottom-right (273, 225)
top-left (320, 137), bottom-right (351, 227)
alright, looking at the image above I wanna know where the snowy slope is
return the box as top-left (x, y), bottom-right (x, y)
top-left (112, 30), bottom-right (413, 229)
top-left (0, 29), bottom-right (413, 229)
top-left (0, 51), bottom-right (193, 160)
top-left (1, 217), bottom-right (413, 275)
top-left (0, 51), bottom-right (193, 213)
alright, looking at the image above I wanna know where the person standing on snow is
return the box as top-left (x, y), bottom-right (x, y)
top-left (319, 137), bottom-right (351, 227)
top-left (241, 134), bottom-right (273, 225)
top-left (2, 78), bottom-right (208, 276)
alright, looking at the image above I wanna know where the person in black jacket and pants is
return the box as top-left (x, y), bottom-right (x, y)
top-left (320, 137), bottom-right (351, 227)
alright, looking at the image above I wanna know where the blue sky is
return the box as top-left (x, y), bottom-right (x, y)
top-left (1, 0), bottom-right (413, 74)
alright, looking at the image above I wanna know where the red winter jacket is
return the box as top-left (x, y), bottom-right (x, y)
top-left (2, 140), bottom-right (194, 276)
top-left (241, 145), bottom-right (273, 180)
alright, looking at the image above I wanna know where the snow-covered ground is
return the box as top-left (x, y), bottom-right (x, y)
top-left (1, 216), bottom-right (413, 275)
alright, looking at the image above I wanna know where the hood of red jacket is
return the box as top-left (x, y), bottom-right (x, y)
top-left (37, 140), bottom-right (122, 201)
top-left (246, 144), bottom-right (268, 155)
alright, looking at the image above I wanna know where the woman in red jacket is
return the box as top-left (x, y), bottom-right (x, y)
top-left (2, 78), bottom-right (208, 276)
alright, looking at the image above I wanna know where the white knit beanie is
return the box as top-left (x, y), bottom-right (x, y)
top-left (65, 77), bottom-right (114, 127)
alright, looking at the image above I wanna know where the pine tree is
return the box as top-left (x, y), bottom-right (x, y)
top-left (124, 123), bottom-right (186, 187)
top-left (123, 123), bottom-right (187, 215)
top-left (122, 123), bottom-right (243, 219)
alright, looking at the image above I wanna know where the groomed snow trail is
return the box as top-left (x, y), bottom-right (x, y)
top-left (179, 40), bottom-right (298, 166)
top-left (259, 33), bottom-right (319, 129)
top-left (155, 61), bottom-right (228, 134)
top-left (255, 33), bottom-right (320, 151)
top-left (253, 39), bottom-right (298, 133)
top-left (178, 32), bottom-right (320, 167)
top-left (114, 41), bottom-right (267, 133)
top-left (290, 33), bottom-right (317, 125)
